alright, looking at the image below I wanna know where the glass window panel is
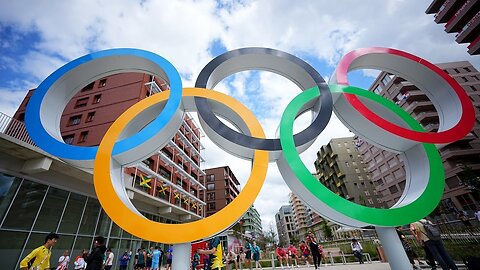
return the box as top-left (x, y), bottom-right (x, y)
top-left (78, 198), bottom-right (100, 235)
top-left (3, 180), bottom-right (47, 230)
top-left (0, 230), bottom-right (28, 270)
top-left (59, 193), bottom-right (86, 233)
top-left (122, 229), bottom-right (132, 239)
top-left (72, 236), bottom-right (94, 261)
top-left (110, 222), bottom-right (122, 238)
top-left (95, 210), bottom-right (111, 237)
top-left (0, 173), bottom-right (21, 224)
top-left (33, 187), bottom-right (69, 231)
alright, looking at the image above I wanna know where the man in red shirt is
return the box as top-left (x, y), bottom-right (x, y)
top-left (287, 244), bottom-right (298, 267)
top-left (275, 244), bottom-right (289, 269)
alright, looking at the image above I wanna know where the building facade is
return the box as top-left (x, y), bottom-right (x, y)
top-left (202, 166), bottom-right (240, 217)
top-left (289, 192), bottom-right (326, 242)
top-left (275, 205), bottom-right (297, 246)
top-left (314, 137), bottom-right (385, 208)
top-left (357, 61), bottom-right (480, 217)
top-left (426, 0), bottom-right (480, 55)
top-left (1, 72), bottom-right (207, 269)
top-left (242, 206), bottom-right (263, 239)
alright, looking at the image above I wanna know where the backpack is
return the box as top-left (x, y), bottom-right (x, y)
top-left (420, 220), bottom-right (442, 241)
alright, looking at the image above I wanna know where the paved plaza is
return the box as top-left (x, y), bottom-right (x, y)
top-left (244, 261), bottom-right (469, 270)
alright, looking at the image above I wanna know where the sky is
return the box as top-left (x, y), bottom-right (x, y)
top-left (0, 0), bottom-right (479, 234)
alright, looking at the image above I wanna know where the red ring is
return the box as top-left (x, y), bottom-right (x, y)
top-left (335, 47), bottom-right (475, 144)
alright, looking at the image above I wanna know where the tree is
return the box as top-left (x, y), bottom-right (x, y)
top-left (263, 222), bottom-right (277, 252)
top-left (321, 220), bottom-right (333, 240)
top-left (460, 163), bottom-right (480, 196)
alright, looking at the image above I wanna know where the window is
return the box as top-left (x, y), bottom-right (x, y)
top-left (78, 131), bottom-right (88, 143)
top-left (93, 94), bottom-right (101, 104)
top-left (355, 168), bottom-right (361, 173)
top-left (352, 161), bottom-right (357, 166)
top-left (374, 85), bottom-right (382, 94)
top-left (382, 74), bottom-right (392, 86)
top-left (75, 97), bottom-right (89, 108)
top-left (207, 174), bottom-right (215, 182)
top-left (99, 78), bottom-right (107, 87)
top-left (364, 190), bottom-right (370, 196)
top-left (207, 183), bottom-right (215, 190)
top-left (86, 112), bottom-right (95, 122)
top-left (358, 175), bottom-right (363, 180)
top-left (345, 162), bottom-right (350, 167)
top-left (367, 199), bottom-right (374, 205)
top-left (207, 192), bottom-right (215, 200)
top-left (69, 115), bottom-right (82, 126)
top-left (63, 134), bottom-right (74, 144)
top-left (207, 202), bottom-right (216, 211)
top-left (81, 82), bottom-right (95, 91)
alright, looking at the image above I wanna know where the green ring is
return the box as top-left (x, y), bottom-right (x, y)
top-left (279, 84), bottom-right (444, 226)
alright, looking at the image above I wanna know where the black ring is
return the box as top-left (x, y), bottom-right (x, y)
top-left (194, 47), bottom-right (332, 151)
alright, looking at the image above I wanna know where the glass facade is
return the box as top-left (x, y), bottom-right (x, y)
top-left (0, 172), bottom-right (176, 270)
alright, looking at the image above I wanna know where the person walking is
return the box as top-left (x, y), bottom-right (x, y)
top-left (306, 232), bottom-right (322, 269)
top-left (104, 248), bottom-right (114, 270)
top-left (20, 232), bottom-right (59, 270)
top-left (350, 238), bottom-right (364, 264)
top-left (396, 228), bottom-right (420, 269)
top-left (119, 251), bottom-right (131, 270)
top-left (252, 241), bottom-right (262, 269)
top-left (152, 246), bottom-right (162, 270)
top-left (85, 235), bottom-right (107, 270)
top-left (411, 219), bottom-right (458, 270)
top-left (244, 239), bottom-right (253, 270)
top-left (165, 246), bottom-right (173, 270)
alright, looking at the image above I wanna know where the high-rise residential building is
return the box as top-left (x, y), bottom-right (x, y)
top-left (0, 72), bottom-right (206, 270)
top-left (242, 206), bottom-right (263, 239)
top-left (289, 192), bottom-right (325, 241)
top-left (426, 0), bottom-right (480, 55)
top-left (275, 205), bottom-right (297, 246)
top-left (357, 61), bottom-right (480, 215)
top-left (202, 166), bottom-right (240, 217)
top-left (314, 137), bottom-right (385, 208)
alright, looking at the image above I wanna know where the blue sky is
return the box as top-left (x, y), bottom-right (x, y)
top-left (0, 0), bottom-right (478, 232)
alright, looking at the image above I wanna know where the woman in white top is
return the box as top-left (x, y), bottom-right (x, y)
top-left (350, 239), bottom-right (364, 264)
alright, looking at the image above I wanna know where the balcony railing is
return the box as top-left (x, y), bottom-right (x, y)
top-left (0, 112), bottom-right (36, 146)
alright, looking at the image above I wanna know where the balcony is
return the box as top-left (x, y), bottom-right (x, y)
top-left (426, 0), bottom-right (447, 14)
top-left (434, 0), bottom-right (466, 24)
top-left (441, 148), bottom-right (480, 160)
top-left (411, 101), bottom-right (435, 113)
top-left (468, 34), bottom-right (480, 55)
top-left (405, 90), bottom-right (429, 102)
top-left (445, 0), bottom-right (479, 33)
top-left (456, 12), bottom-right (480, 43)
top-left (414, 111), bottom-right (439, 124)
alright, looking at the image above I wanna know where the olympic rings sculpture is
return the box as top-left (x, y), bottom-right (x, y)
top-left (25, 47), bottom-right (475, 243)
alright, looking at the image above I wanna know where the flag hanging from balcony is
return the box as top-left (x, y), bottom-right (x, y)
top-left (158, 182), bottom-right (167, 195)
top-left (140, 175), bottom-right (152, 189)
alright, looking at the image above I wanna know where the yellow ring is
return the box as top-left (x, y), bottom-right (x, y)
top-left (94, 87), bottom-right (268, 243)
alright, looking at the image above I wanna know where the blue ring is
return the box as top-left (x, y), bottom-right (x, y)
top-left (25, 48), bottom-right (182, 161)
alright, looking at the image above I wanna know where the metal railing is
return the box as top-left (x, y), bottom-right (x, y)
top-left (0, 111), bottom-right (36, 146)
